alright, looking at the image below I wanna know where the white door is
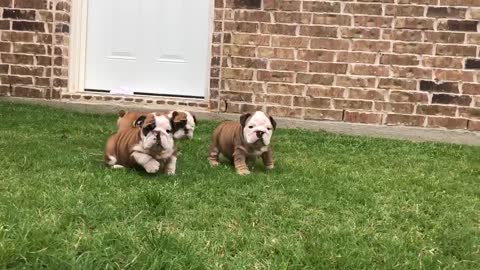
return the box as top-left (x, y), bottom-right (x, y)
top-left (85, 0), bottom-right (211, 98)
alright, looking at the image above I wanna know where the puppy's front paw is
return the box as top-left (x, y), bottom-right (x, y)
top-left (144, 160), bottom-right (160, 174)
top-left (237, 169), bottom-right (251, 176)
top-left (209, 160), bottom-right (219, 167)
top-left (266, 164), bottom-right (274, 170)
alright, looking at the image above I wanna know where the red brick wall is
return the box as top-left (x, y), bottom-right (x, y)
top-left (0, 0), bottom-right (70, 99)
top-left (210, 0), bottom-right (480, 131)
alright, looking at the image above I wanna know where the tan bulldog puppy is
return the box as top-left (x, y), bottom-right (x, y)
top-left (208, 111), bottom-right (277, 175)
top-left (117, 110), bottom-right (197, 140)
top-left (105, 113), bottom-right (177, 174)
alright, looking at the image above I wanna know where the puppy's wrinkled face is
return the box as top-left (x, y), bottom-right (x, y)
top-left (139, 114), bottom-right (174, 150)
top-left (168, 111), bottom-right (196, 140)
top-left (241, 111), bottom-right (276, 145)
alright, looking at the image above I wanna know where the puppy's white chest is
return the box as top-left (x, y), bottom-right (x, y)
top-left (252, 146), bottom-right (268, 156)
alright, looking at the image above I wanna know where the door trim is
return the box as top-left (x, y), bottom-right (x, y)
top-left (68, 0), bottom-right (214, 100)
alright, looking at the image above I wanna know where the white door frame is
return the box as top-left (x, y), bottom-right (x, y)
top-left (68, 0), bottom-right (214, 100)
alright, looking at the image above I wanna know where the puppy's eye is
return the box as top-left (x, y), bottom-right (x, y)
top-left (166, 129), bottom-right (172, 133)
top-left (248, 125), bottom-right (254, 129)
top-left (267, 127), bottom-right (272, 131)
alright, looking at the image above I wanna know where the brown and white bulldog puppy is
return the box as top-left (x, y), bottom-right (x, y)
top-left (208, 111), bottom-right (277, 175)
top-left (105, 113), bottom-right (177, 174)
top-left (117, 110), bottom-right (197, 140)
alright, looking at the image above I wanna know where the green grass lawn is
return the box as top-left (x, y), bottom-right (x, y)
top-left (0, 101), bottom-right (479, 270)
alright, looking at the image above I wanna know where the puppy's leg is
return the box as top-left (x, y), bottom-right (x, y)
top-left (164, 155), bottom-right (177, 175)
top-left (233, 149), bottom-right (250, 175)
top-left (132, 152), bottom-right (160, 173)
top-left (208, 144), bottom-right (220, 167)
top-left (261, 148), bottom-right (274, 170)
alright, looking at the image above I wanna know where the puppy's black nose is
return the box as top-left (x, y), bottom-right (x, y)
top-left (256, 131), bottom-right (265, 138)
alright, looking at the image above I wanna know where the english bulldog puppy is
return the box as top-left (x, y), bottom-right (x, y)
top-left (208, 111), bottom-right (277, 175)
top-left (105, 113), bottom-right (177, 174)
top-left (117, 110), bottom-right (197, 140)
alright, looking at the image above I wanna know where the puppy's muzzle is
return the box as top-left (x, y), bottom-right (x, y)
top-left (155, 132), bottom-right (161, 145)
top-left (256, 131), bottom-right (265, 138)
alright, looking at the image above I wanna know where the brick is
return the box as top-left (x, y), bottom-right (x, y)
top-left (417, 105), bottom-right (457, 116)
top-left (3, 9), bottom-right (36, 20)
top-left (465, 59), bottom-right (480, 69)
top-left (221, 91), bottom-right (253, 103)
top-left (395, 18), bottom-right (435, 30)
top-left (337, 52), bottom-right (376, 64)
top-left (304, 109), bottom-right (343, 121)
top-left (53, 78), bottom-right (67, 88)
top-left (36, 33), bottom-right (52, 44)
top-left (270, 60), bottom-right (308, 72)
top-left (375, 102), bottom-right (415, 114)
top-left (261, 24), bottom-right (296, 35)
top-left (230, 57), bottom-right (267, 69)
top-left (226, 80), bottom-right (263, 93)
top-left (307, 87), bottom-right (345, 98)
top-left (393, 42), bottom-right (433, 55)
top-left (235, 10), bottom-right (271, 22)
top-left (34, 77), bottom-right (50, 87)
top-left (300, 26), bottom-right (337, 38)
top-left (467, 120), bottom-right (480, 131)
top-left (344, 111), bottom-right (383, 124)
top-left (467, 33), bottom-right (480, 45)
top-left (14, 0), bottom-right (48, 9)
top-left (271, 36), bottom-right (308, 48)
top-left (310, 38), bottom-right (349, 50)
top-left (302, 2), bottom-right (340, 13)
top-left (427, 117), bottom-right (468, 129)
top-left (350, 65), bottom-right (390, 77)
top-left (297, 50), bottom-right (335, 61)
top-left (392, 67), bottom-right (432, 80)
top-left (336, 76), bottom-right (376, 88)
top-left (257, 70), bottom-right (295, 83)
top-left (0, 0), bottom-right (12, 7)
top-left (378, 79), bottom-right (417, 90)
top-left (235, 22), bottom-right (259, 33)
top-left (11, 66), bottom-right (44, 76)
top-left (354, 16), bottom-right (393, 28)
top-left (420, 81), bottom-right (459, 93)
top-left (381, 54), bottom-right (419, 66)
top-left (462, 83), bottom-right (480, 95)
top-left (55, 23), bottom-right (69, 34)
top-left (422, 56), bottom-right (463, 69)
top-left (13, 86), bottom-right (44, 98)
top-left (348, 88), bottom-right (386, 101)
top-left (232, 0), bottom-right (261, 9)
top-left (267, 83), bottom-right (304, 95)
top-left (275, 12), bottom-right (311, 24)
top-left (383, 30), bottom-right (423, 41)
top-left (313, 14), bottom-right (351, 26)
top-left (424, 32), bottom-right (465, 44)
top-left (54, 12), bottom-right (69, 23)
top-left (1, 31), bottom-right (34, 42)
top-left (296, 73), bottom-right (334, 85)
top-left (427, 7), bottom-right (467, 18)
top-left (12, 21), bottom-right (45, 32)
top-left (432, 94), bottom-right (472, 106)
top-left (0, 64), bottom-right (8, 74)
top-left (13, 43), bottom-right (46, 55)
top-left (386, 114), bottom-right (425, 127)
top-left (223, 45), bottom-right (256, 57)
top-left (390, 91), bottom-right (428, 103)
top-left (437, 20), bottom-right (478, 31)
top-left (1, 53), bottom-right (33, 64)
top-left (398, 0), bottom-right (439, 4)
top-left (357, 0), bottom-right (394, 2)
top-left (434, 70), bottom-right (475, 82)
top-left (293, 96), bottom-right (331, 108)
top-left (266, 95), bottom-right (292, 106)
top-left (340, 28), bottom-right (380, 39)
top-left (267, 106), bottom-right (302, 119)
top-left (385, 5), bottom-right (425, 17)
top-left (345, 3), bottom-right (382, 15)
top-left (1, 75), bottom-right (33, 85)
top-left (0, 85), bottom-right (11, 96)
top-left (310, 63), bottom-right (347, 74)
top-left (333, 99), bottom-right (373, 111)
top-left (436, 45), bottom-right (476, 57)
top-left (258, 47), bottom-right (294, 59)
top-left (0, 42), bottom-right (10, 52)
top-left (459, 108), bottom-right (480, 120)
top-left (222, 68), bottom-right (254, 80)
top-left (0, 20), bottom-right (10, 30)
top-left (352, 40), bottom-right (390, 52)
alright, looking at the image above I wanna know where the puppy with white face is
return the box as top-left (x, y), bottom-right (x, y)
top-left (208, 111), bottom-right (277, 175)
top-left (105, 113), bottom-right (177, 174)
top-left (117, 110), bottom-right (197, 140)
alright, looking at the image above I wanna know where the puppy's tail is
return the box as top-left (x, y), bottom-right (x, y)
top-left (118, 110), bottom-right (126, 118)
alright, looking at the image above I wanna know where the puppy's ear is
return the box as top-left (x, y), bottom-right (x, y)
top-left (134, 115), bottom-right (147, 127)
top-left (169, 111), bottom-right (178, 133)
top-left (142, 123), bottom-right (155, 136)
top-left (118, 110), bottom-right (126, 117)
top-left (192, 114), bottom-right (197, 125)
top-left (240, 113), bottom-right (251, 128)
top-left (269, 116), bottom-right (277, 130)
